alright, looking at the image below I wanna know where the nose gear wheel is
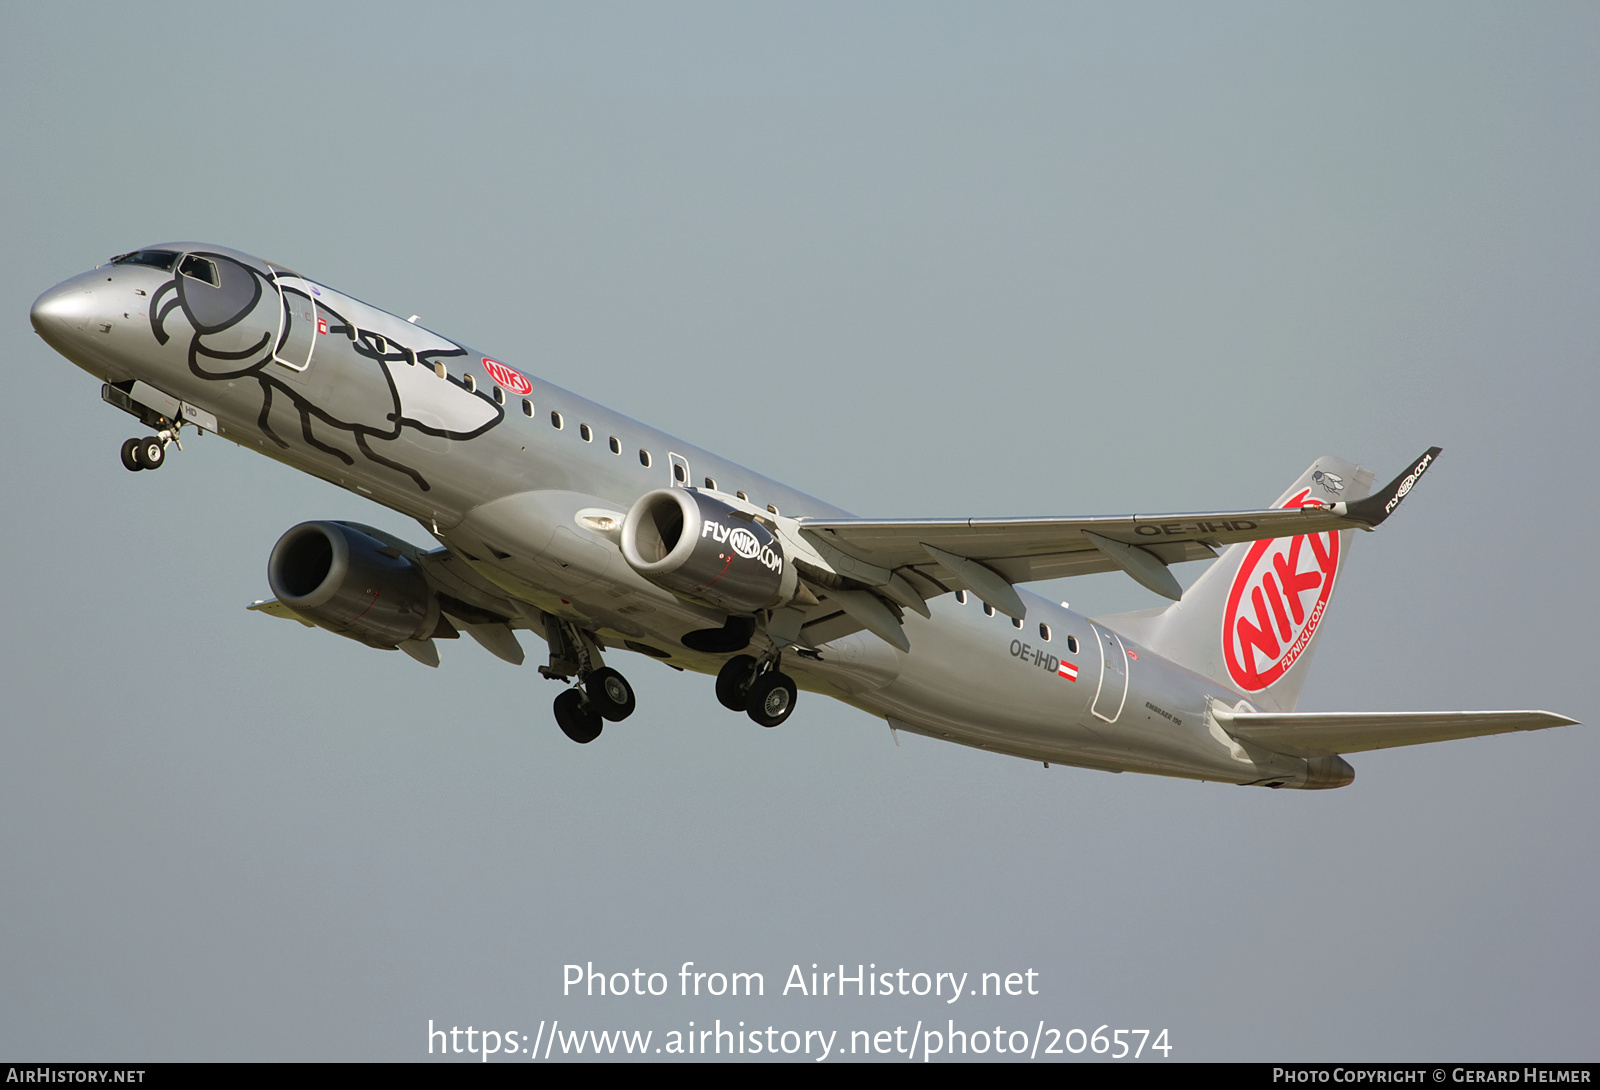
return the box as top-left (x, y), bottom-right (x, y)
top-left (119, 427), bottom-right (181, 472)
top-left (133, 436), bottom-right (166, 470)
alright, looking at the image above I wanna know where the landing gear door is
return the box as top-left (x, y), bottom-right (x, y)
top-left (267, 265), bottom-right (319, 373)
top-left (1090, 623), bottom-right (1129, 723)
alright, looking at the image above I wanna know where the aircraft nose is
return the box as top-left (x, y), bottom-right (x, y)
top-left (30, 281), bottom-right (97, 340)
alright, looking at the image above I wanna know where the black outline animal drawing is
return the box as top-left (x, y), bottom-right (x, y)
top-left (147, 251), bottom-right (503, 491)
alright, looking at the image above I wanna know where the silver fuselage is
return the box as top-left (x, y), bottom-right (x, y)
top-left (32, 244), bottom-right (1314, 787)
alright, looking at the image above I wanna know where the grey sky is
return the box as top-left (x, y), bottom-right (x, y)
top-left (2, 2), bottom-right (1595, 1060)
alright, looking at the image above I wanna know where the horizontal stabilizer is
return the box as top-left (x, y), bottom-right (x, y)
top-left (1213, 707), bottom-right (1579, 758)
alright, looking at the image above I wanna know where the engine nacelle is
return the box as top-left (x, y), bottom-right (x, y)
top-left (267, 521), bottom-right (440, 648)
top-left (1299, 754), bottom-right (1356, 790)
top-left (620, 488), bottom-right (793, 613)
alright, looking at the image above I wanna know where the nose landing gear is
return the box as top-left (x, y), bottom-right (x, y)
top-left (121, 434), bottom-right (171, 471)
top-left (119, 427), bottom-right (181, 472)
top-left (102, 382), bottom-right (196, 473)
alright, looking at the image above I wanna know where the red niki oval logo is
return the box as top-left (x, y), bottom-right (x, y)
top-left (1222, 488), bottom-right (1340, 692)
top-left (482, 358), bottom-right (533, 396)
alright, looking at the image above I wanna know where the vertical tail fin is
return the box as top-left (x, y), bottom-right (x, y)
top-left (1103, 457), bottom-right (1374, 712)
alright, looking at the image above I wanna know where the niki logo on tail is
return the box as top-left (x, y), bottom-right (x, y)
top-left (1222, 489), bottom-right (1340, 692)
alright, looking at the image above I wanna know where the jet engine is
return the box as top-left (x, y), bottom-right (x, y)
top-left (620, 489), bottom-right (794, 614)
top-left (267, 521), bottom-right (441, 648)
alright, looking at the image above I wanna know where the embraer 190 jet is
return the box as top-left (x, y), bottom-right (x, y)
top-left (30, 244), bottom-right (1577, 789)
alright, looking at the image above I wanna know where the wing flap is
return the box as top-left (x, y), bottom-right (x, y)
top-left (1213, 708), bottom-right (1579, 758)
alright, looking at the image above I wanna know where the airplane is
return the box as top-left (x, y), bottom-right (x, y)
top-left (29, 242), bottom-right (1577, 789)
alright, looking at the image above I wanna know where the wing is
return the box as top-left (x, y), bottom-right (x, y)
top-left (1212, 707), bottom-right (1580, 758)
top-left (247, 598), bottom-right (315, 627)
top-left (796, 448), bottom-right (1440, 609)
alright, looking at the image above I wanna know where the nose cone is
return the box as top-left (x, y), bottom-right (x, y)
top-left (31, 279), bottom-right (98, 351)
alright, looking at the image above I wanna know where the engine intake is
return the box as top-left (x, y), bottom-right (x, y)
top-left (267, 521), bottom-right (439, 648)
top-left (620, 489), bottom-right (792, 613)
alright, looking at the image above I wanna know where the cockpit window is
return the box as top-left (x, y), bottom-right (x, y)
top-left (110, 250), bottom-right (179, 271)
top-left (178, 255), bottom-right (220, 287)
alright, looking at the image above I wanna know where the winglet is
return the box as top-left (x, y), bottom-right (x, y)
top-left (1341, 447), bottom-right (1442, 527)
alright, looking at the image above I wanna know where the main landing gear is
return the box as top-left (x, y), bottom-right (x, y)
top-left (538, 614), bottom-right (798, 743)
top-left (551, 667), bottom-right (638, 744)
top-left (540, 614), bottom-right (637, 745)
top-left (119, 429), bottom-right (179, 471)
top-left (716, 654), bottom-right (798, 728)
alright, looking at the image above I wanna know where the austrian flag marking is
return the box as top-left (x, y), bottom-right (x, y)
top-left (1221, 488), bottom-right (1340, 692)
top-left (482, 358), bottom-right (533, 397)
top-left (1057, 660), bottom-right (1079, 682)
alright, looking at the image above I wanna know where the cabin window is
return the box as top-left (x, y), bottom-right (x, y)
top-left (1039, 623), bottom-right (1051, 641)
top-left (580, 424), bottom-right (593, 442)
top-left (1067, 635), bottom-right (1079, 654)
top-left (639, 449), bottom-right (652, 467)
top-left (521, 399), bottom-right (533, 417)
top-left (493, 386), bottom-right (505, 405)
top-left (704, 477), bottom-right (717, 490)
top-left (371, 334), bottom-right (388, 355)
top-left (550, 411), bottom-right (563, 430)
top-left (955, 590), bottom-right (967, 604)
top-left (767, 504), bottom-right (779, 515)
top-left (983, 603), bottom-right (995, 617)
top-left (435, 361), bottom-right (449, 379)
top-left (463, 373), bottom-right (476, 393)
top-left (736, 491), bottom-right (748, 501)
top-left (178, 255), bottom-right (219, 286)
top-left (673, 463), bottom-right (686, 483)
top-left (1013, 616), bottom-right (1023, 629)
top-left (609, 436), bottom-right (621, 454)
